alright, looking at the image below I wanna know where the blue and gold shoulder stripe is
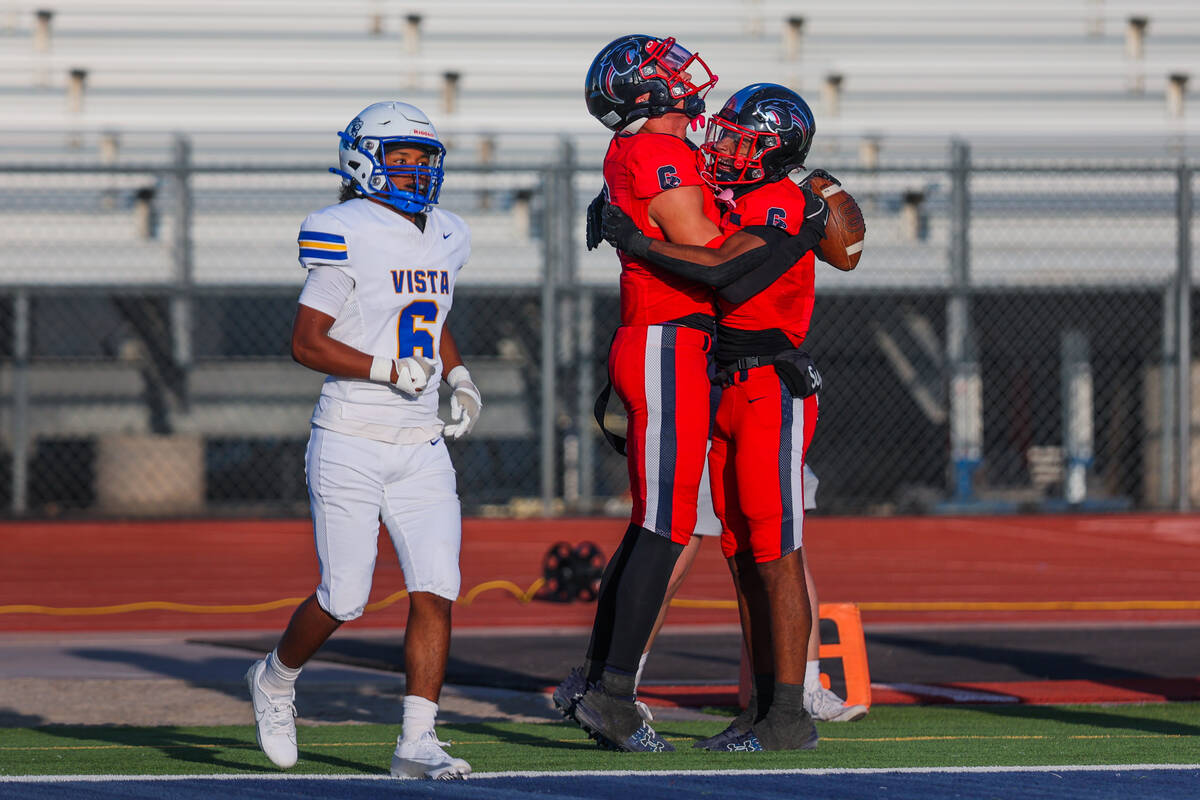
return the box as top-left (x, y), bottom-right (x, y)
top-left (298, 230), bottom-right (348, 261)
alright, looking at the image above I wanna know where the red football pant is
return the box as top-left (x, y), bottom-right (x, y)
top-left (710, 365), bottom-right (819, 562)
top-left (610, 324), bottom-right (713, 544)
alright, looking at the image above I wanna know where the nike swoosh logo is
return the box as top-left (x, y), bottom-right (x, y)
top-left (431, 437), bottom-right (442, 445)
top-left (442, 232), bottom-right (452, 239)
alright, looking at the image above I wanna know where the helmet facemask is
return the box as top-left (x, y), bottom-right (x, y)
top-left (700, 117), bottom-right (781, 186)
top-left (337, 131), bottom-right (445, 214)
top-left (639, 37), bottom-right (718, 119)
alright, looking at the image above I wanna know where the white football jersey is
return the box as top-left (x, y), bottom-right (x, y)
top-left (296, 197), bottom-right (470, 442)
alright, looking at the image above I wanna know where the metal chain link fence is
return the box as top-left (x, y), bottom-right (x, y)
top-left (0, 140), bottom-right (1195, 517)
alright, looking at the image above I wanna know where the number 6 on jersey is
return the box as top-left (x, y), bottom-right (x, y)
top-left (398, 300), bottom-right (438, 358)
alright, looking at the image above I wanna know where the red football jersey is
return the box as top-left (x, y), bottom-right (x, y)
top-left (717, 179), bottom-right (815, 346)
top-left (603, 132), bottom-right (720, 326)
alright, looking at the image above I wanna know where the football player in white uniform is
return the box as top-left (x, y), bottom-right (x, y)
top-left (245, 101), bottom-right (480, 780)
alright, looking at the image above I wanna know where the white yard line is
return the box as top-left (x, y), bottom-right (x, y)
top-left (3, 764), bottom-right (1200, 781)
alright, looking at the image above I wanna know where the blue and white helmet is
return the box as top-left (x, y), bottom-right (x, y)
top-left (330, 101), bottom-right (446, 214)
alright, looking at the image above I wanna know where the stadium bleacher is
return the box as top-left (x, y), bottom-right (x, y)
top-left (1, 0), bottom-right (1197, 288)
top-left (3, 1), bottom-right (1197, 154)
top-left (0, 2), bottom-right (1196, 515)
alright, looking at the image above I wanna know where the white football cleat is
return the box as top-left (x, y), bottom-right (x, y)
top-left (804, 684), bottom-right (869, 722)
top-left (391, 731), bottom-right (472, 780)
top-left (245, 659), bottom-right (299, 768)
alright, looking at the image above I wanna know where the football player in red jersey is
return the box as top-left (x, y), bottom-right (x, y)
top-left (551, 33), bottom-right (721, 754)
top-left (602, 83), bottom-right (862, 750)
top-left (554, 38), bottom-right (829, 753)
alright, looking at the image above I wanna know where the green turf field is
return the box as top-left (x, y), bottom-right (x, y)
top-left (1, 704), bottom-right (1197, 776)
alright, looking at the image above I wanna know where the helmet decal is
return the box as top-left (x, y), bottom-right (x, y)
top-left (600, 44), bottom-right (641, 104)
top-left (753, 100), bottom-right (811, 138)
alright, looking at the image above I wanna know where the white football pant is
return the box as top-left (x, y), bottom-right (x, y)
top-left (305, 426), bottom-right (462, 620)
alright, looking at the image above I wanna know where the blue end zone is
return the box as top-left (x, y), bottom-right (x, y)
top-left (4, 767), bottom-right (1199, 800)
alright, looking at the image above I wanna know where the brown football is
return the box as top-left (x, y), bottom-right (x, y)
top-left (807, 174), bottom-right (865, 270)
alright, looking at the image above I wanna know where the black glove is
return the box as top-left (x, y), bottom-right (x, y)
top-left (584, 190), bottom-right (606, 251)
top-left (601, 203), bottom-right (652, 259)
top-left (800, 168), bottom-right (842, 188)
top-left (767, 184), bottom-right (828, 266)
top-left (800, 183), bottom-right (829, 232)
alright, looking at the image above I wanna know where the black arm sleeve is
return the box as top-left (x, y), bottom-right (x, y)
top-left (636, 223), bottom-right (808, 288)
top-left (639, 238), bottom-right (772, 287)
top-left (717, 223), bottom-right (824, 304)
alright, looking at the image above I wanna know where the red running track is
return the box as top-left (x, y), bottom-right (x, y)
top-left (2, 513), bottom-right (1198, 633)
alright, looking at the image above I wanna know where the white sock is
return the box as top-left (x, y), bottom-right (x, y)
top-left (401, 695), bottom-right (439, 743)
top-left (634, 651), bottom-right (650, 689)
top-left (804, 660), bottom-right (822, 692)
top-left (261, 649), bottom-right (301, 696)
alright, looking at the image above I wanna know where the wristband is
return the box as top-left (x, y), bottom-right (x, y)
top-left (370, 355), bottom-right (392, 383)
top-left (446, 365), bottom-right (472, 389)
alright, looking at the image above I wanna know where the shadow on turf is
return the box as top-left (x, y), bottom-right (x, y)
top-left (32, 725), bottom-right (372, 773)
top-left (63, 648), bottom-right (409, 724)
top-left (64, 647), bottom-right (560, 725)
top-left (867, 631), bottom-right (1190, 683)
top-left (452, 720), bottom-right (608, 751)
top-left (192, 634), bottom-right (563, 693)
top-left (969, 705), bottom-right (1200, 736)
top-left (0, 710), bottom-right (46, 727)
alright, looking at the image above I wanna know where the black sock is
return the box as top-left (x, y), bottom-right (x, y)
top-left (734, 672), bottom-right (775, 730)
top-left (766, 680), bottom-right (805, 717)
top-left (583, 525), bottom-right (634, 682)
top-left (601, 668), bottom-right (636, 700)
top-left (756, 681), bottom-right (817, 750)
top-left (584, 525), bottom-right (684, 677)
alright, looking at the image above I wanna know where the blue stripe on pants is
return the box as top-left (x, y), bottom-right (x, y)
top-left (779, 385), bottom-right (795, 556)
top-left (655, 326), bottom-right (678, 535)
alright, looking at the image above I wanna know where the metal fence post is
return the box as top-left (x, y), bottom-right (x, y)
top-left (539, 166), bottom-right (559, 514)
top-left (946, 140), bottom-right (981, 504)
top-left (171, 135), bottom-right (194, 416)
top-left (1177, 162), bottom-right (1193, 511)
top-left (1160, 283), bottom-right (1177, 508)
top-left (577, 284), bottom-right (595, 511)
top-left (555, 140), bottom-right (585, 510)
top-left (10, 291), bottom-right (30, 515)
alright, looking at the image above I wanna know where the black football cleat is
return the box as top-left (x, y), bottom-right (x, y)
top-left (573, 687), bottom-right (675, 752)
top-left (552, 666), bottom-right (588, 722)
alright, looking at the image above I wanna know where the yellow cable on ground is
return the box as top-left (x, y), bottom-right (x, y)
top-left (1, 588), bottom-right (1198, 617)
top-left (0, 598), bottom-right (310, 616)
top-left (672, 599), bottom-right (1200, 612)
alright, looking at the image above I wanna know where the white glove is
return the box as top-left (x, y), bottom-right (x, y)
top-left (392, 355), bottom-right (436, 396)
top-left (443, 365), bottom-right (482, 440)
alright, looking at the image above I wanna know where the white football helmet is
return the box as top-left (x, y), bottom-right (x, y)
top-left (330, 101), bottom-right (446, 214)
